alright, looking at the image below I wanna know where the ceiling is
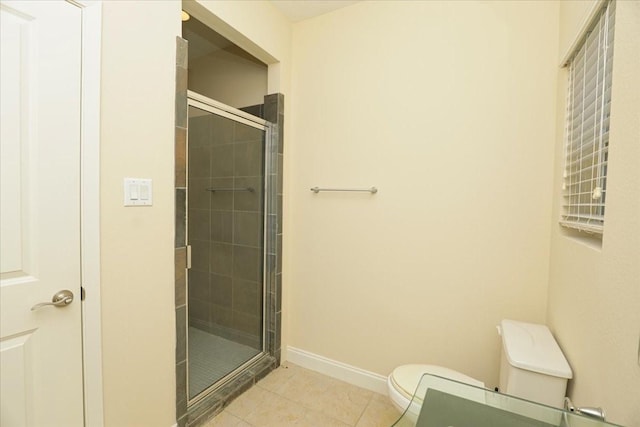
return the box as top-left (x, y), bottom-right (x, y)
top-left (270, 0), bottom-right (359, 22)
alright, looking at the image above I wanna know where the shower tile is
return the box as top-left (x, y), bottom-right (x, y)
top-left (274, 312), bottom-right (281, 340)
top-left (189, 298), bottom-right (209, 324)
top-left (264, 93), bottom-right (283, 122)
top-left (210, 242), bottom-right (233, 276)
top-left (175, 189), bottom-right (186, 248)
top-left (190, 239), bottom-right (210, 273)
top-left (176, 360), bottom-right (187, 414)
top-left (277, 114), bottom-right (284, 155)
top-left (210, 274), bottom-right (232, 306)
top-left (275, 273), bottom-right (282, 312)
top-left (233, 212), bottom-right (262, 248)
top-left (176, 306), bottom-right (187, 363)
top-left (263, 96), bottom-right (278, 123)
top-left (189, 114), bottom-right (212, 147)
top-left (176, 66), bottom-right (188, 102)
top-left (232, 245), bottom-right (261, 282)
top-left (266, 215), bottom-right (276, 255)
top-left (211, 114), bottom-right (234, 145)
top-left (266, 294), bottom-right (275, 330)
top-left (277, 155), bottom-right (283, 195)
top-left (175, 248), bottom-right (187, 307)
top-left (210, 178), bottom-right (233, 211)
top-left (233, 279), bottom-right (261, 316)
top-left (175, 127), bottom-right (187, 188)
top-left (175, 90), bottom-right (188, 129)
top-left (189, 144), bottom-right (211, 178)
top-left (268, 306), bottom-right (278, 332)
top-left (188, 209), bottom-right (210, 242)
top-left (239, 104), bottom-right (264, 119)
top-left (233, 141), bottom-right (264, 178)
top-left (266, 254), bottom-right (276, 272)
top-left (188, 270), bottom-right (210, 301)
top-left (251, 356), bottom-right (277, 383)
top-left (277, 195), bottom-right (283, 234)
top-left (276, 234), bottom-right (283, 274)
top-left (176, 36), bottom-right (188, 69)
top-left (233, 122), bottom-right (264, 143)
top-left (210, 211), bottom-right (232, 243)
top-left (233, 312), bottom-right (261, 338)
top-left (211, 144), bottom-right (234, 177)
top-left (188, 178), bottom-right (211, 211)
top-left (211, 304), bottom-right (233, 328)
top-left (274, 327), bottom-right (281, 354)
top-left (234, 177), bottom-right (263, 212)
top-left (267, 331), bottom-right (276, 355)
top-left (266, 142), bottom-right (277, 175)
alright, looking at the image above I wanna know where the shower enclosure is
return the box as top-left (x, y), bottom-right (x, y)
top-left (174, 33), bottom-right (283, 425)
top-left (186, 92), bottom-right (275, 403)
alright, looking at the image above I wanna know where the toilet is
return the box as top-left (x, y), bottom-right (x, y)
top-left (387, 364), bottom-right (484, 414)
top-left (387, 319), bottom-right (573, 414)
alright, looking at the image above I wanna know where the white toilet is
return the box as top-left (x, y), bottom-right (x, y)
top-left (387, 364), bottom-right (484, 413)
top-left (387, 319), bottom-right (573, 414)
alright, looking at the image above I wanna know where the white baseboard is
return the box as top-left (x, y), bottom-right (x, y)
top-left (286, 346), bottom-right (388, 395)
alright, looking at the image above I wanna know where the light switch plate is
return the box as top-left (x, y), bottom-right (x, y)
top-left (124, 178), bottom-right (152, 206)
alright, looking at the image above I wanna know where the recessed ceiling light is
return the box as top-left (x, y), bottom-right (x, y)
top-left (181, 11), bottom-right (190, 22)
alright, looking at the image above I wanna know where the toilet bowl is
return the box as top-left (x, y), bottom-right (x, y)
top-left (387, 364), bottom-right (485, 414)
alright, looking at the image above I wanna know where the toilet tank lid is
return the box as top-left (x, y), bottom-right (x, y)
top-left (499, 319), bottom-right (573, 379)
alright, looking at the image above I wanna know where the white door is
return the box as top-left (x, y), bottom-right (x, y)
top-left (0, 1), bottom-right (84, 426)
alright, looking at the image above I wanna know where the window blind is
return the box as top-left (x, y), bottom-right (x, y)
top-left (561, 0), bottom-right (615, 234)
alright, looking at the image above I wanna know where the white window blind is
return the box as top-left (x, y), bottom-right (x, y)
top-left (561, 0), bottom-right (615, 234)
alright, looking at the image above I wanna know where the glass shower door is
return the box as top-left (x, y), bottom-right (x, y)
top-left (187, 101), bottom-right (266, 401)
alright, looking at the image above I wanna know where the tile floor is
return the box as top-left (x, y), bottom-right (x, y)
top-left (189, 327), bottom-right (260, 397)
top-left (202, 363), bottom-right (400, 427)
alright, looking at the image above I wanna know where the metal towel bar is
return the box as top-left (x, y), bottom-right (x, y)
top-left (310, 187), bottom-right (377, 194)
top-left (207, 187), bottom-right (254, 193)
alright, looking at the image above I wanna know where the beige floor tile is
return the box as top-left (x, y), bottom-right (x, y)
top-left (218, 363), bottom-right (397, 427)
top-left (277, 368), bottom-right (335, 406)
top-left (370, 392), bottom-right (392, 404)
top-left (226, 384), bottom-right (272, 419)
top-left (355, 397), bottom-right (401, 427)
top-left (303, 380), bottom-right (372, 425)
top-left (256, 364), bottom-right (299, 393)
top-left (296, 408), bottom-right (352, 427)
top-left (244, 391), bottom-right (306, 427)
top-left (202, 411), bottom-right (245, 427)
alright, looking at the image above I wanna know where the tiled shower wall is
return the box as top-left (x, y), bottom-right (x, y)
top-left (174, 37), bottom-right (285, 427)
top-left (188, 112), bottom-right (265, 349)
top-left (175, 37), bottom-right (189, 427)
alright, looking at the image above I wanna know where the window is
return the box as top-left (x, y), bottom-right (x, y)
top-left (561, 0), bottom-right (615, 235)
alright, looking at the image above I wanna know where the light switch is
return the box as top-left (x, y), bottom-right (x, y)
top-left (124, 178), bottom-right (152, 206)
top-left (139, 184), bottom-right (149, 200)
top-left (129, 183), bottom-right (139, 200)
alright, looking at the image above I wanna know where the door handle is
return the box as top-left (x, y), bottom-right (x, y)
top-left (31, 290), bottom-right (74, 311)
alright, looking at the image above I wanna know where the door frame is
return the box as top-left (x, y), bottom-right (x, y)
top-left (73, 1), bottom-right (104, 426)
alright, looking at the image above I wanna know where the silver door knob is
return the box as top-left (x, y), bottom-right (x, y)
top-left (31, 290), bottom-right (74, 311)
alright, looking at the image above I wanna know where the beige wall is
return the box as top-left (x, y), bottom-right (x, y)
top-left (288, 0), bottom-right (560, 387)
top-left (558, 0), bottom-right (603, 63)
top-left (547, 1), bottom-right (640, 425)
top-left (188, 46), bottom-right (268, 109)
top-left (100, 2), bottom-right (180, 426)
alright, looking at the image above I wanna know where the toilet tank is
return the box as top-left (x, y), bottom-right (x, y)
top-left (498, 319), bottom-right (572, 408)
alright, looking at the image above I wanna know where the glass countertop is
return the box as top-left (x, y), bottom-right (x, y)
top-left (393, 374), bottom-right (623, 427)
